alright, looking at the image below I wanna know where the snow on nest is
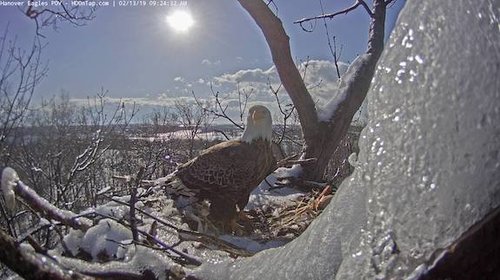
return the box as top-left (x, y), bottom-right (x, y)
top-left (65, 218), bottom-right (133, 261)
top-left (78, 195), bottom-right (146, 221)
top-left (56, 165), bottom-right (309, 276)
top-left (57, 245), bottom-right (183, 280)
top-left (246, 165), bottom-right (305, 211)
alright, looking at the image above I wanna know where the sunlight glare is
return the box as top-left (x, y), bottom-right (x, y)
top-left (166, 10), bottom-right (194, 33)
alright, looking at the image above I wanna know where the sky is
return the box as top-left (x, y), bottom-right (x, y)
top-left (0, 0), bottom-right (406, 121)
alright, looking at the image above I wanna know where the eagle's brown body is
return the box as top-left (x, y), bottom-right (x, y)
top-left (175, 138), bottom-right (275, 222)
top-left (154, 105), bottom-right (276, 232)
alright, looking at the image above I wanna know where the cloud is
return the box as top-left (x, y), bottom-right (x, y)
top-left (201, 59), bottom-right (221, 66)
top-left (214, 67), bottom-right (278, 84)
top-left (206, 60), bottom-right (367, 124)
top-left (210, 60), bottom-right (350, 106)
top-left (69, 60), bottom-right (361, 125)
top-left (174, 76), bottom-right (185, 82)
top-left (299, 60), bottom-right (349, 104)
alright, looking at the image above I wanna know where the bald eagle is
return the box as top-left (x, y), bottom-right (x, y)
top-left (155, 105), bottom-right (276, 233)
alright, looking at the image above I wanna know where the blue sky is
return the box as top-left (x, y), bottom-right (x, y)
top-left (0, 0), bottom-right (405, 118)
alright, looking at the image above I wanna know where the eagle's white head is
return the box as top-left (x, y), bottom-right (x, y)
top-left (241, 105), bottom-right (273, 143)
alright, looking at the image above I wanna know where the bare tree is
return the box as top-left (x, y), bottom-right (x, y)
top-left (174, 99), bottom-right (214, 159)
top-left (237, 0), bottom-right (391, 181)
top-left (0, 28), bottom-right (47, 166)
top-left (10, 91), bottom-right (136, 211)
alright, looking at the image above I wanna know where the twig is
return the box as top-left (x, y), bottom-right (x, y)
top-left (25, 1), bottom-right (95, 37)
top-left (137, 228), bottom-right (202, 266)
top-left (91, 211), bottom-right (202, 266)
top-left (385, 0), bottom-right (396, 6)
top-left (26, 235), bottom-right (48, 255)
top-left (18, 221), bottom-right (53, 243)
top-left (276, 157), bottom-right (317, 168)
top-left (317, 0), bottom-right (342, 79)
top-left (294, 0), bottom-right (373, 28)
top-left (129, 167), bottom-right (144, 242)
top-left (106, 196), bottom-right (181, 232)
top-left (332, 36), bottom-right (343, 79)
top-left (214, 129), bottom-right (231, 141)
top-left (274, 176), bottom-right (327, 190)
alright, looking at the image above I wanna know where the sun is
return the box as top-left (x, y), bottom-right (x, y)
top-left (166, 10), bottom-right (194, 33)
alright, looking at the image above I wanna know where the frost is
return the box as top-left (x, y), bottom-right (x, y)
top-left (336, 0), bottom-right (500, 278)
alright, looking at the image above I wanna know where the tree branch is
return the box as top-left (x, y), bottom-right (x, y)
top-left (1, 167), bottom-right (92, 231)
top-left (294, 0), bottom-right (373, 27)
top-left (25, 1), bottom-right (95, 37)
top-left (238, 0), bottom-right (320, 139)
top-left (0, 228), bottom-right (93, 280)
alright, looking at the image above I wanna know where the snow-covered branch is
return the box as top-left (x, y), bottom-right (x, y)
top-left (0, 227), bottom-right (93, 280)
top-left (1, 167), bottom-right (92, 231)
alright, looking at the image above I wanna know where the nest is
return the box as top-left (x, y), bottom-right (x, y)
top-left (244, 185), bottom-right (334, 241)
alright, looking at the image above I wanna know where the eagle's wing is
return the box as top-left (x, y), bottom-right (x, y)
top-left (176, 140), bottom-right (274, 202)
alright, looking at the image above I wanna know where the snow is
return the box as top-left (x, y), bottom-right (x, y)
top-left (1, 167), bottom-right (19, 210)
top-left (317, 54), bottom-right (371, 123)
top-left (96, 186), bottom-right (112, 196)
top-left (127, 246), bottom-right (184, 279)
top-left (57, 246), bottom-right (182, 280)
top-left (94, 198), bottom-right (131, 220)
top-left (336, 0), bottom-right (500, 277)
top-left (79, 218), bottom-right (133, 261)
top-left (192, 0), bottom-right (500, 279)
top-left (63, 229), bottom-right (86, 256)
top-left (246, 166), bottom-right (305, 211)
top-left (218, 235), bottom-right (288, 254)
top-left (129, 130), bottom-right (226, 143)
top-left (6, 2), bottom-right (499, 279)
top-left (54, 166), bottom-right (308, 275)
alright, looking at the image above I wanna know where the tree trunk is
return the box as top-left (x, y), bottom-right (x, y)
top-left (303, 122), bottom-right (351, 181)
top-left (303, 0), bottom-right (386, 180)
top-left (238, 0), bottom-right (388, 181)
